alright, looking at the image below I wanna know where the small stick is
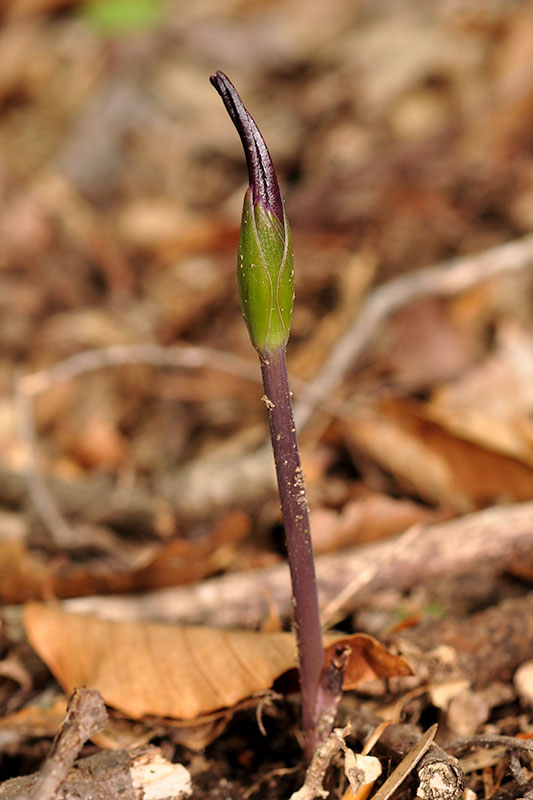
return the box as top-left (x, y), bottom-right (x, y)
top-left (290, 726), bottom-right (352, 800)
top-left (446, 734), bottom-right (533, 757)
top-left (63, 500), bottom-right (533, 630)
top-left (27, 687), bottom-right (107, 800)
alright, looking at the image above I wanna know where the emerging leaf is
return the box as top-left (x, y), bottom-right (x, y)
top-left (238, 187), bottom-right (294, 354)
top-left (210, 71), bottom-right (294, 354)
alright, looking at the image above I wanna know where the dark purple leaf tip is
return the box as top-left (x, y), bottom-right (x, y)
top-left (210, 71), bottom-right (284, 226)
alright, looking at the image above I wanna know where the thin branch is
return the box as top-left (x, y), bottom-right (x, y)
top-left (27, 688), bottom-right (107, 800)
top-left (14, 375), bottom-right (76, 548)
top-left (294, 232), bottom-right (533, 431)
top-left (17, 343), bottom-right (260, 397)
top-left (1, 745), bottom-right (191, 800)
top-left (289, 726), bottom-right (351, 800)
top-left (63, 501), bottom-right (533, 629)
top-left (446, 734), bottom-right (533, 757)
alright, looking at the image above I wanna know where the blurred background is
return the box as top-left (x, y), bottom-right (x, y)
top-left (0, 0), bottom-right (532, 599)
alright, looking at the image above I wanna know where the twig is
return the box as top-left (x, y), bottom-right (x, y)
top-left (65, 501), bottom-right (531, 628)
top-left (290, 726), bottom-right (351, 800)
top-left (294, 232), bottom-right (533, 431)
top-left (446, 734), bottom-right (533, 757)
top-left (27, 688), bottom-right (108, 800)
top-left (17, 343), bottom-right (260, 397)
top-left (0, 745), bottom-right (192, 800)
top-left (508, 751), bottom-right (529, 789)
top-left (321, 523), bottom-right (423, 627)
top-left (447, 734), bottom-right (533, 800)
top-left (416, 746), bottom-right (463, 800)
top-left (14, 374), bottom-right (76, 548)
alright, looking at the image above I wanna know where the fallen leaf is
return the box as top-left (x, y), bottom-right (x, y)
top-left (310, 493), bottom-right (447, 554)
top-left (0, 695), bottom-right (67, 740)
top-left (0, 510), bottom-right (249, 602)
top-left (325, 632), bottom-right (412, 690)
top-left (129, 509), bottom-right (251, 591)
top-left (344, 397), bottom-right (533, 510)
top-left (24, 603), bottom-right (411, 721)
top-left (429, 324), bottom-right (533, 465)
top-left (0, 539), bottom-right (48, 603)
top-left (378, 297), bottom-right (480, 390)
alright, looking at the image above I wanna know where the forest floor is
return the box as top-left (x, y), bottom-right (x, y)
top-left (0, 0), bottom-right (533, 797)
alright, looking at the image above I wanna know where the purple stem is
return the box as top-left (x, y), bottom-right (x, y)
top-left (259, 347), bottom-right (324, 761)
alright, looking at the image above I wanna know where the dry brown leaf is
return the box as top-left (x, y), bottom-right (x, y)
top-left (0, 538), bottom-right (49, 603)
top-left (429, 324), bottom-right (533, 465)
top-left (378, 297), bottom-right (480, 390)
top-left (131, 509), bottom-right (250, 590)
top-left (310, 493), bottom-right (446, 554)
top-left (0, 511), bottom-right (249, 602)
top-left (0, 696), bottom-right (67, 740)
top-left (323, 633), bottom-right (412, 691)
top-left (24, 603), bottom-right (410, 721)
top-left (344, 397), bottom-right (533, 511)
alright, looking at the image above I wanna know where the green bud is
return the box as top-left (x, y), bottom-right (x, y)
top-left (210, 71), bottom-right (295, 355)
top-left (238, 188), bottom-right (294, 354)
